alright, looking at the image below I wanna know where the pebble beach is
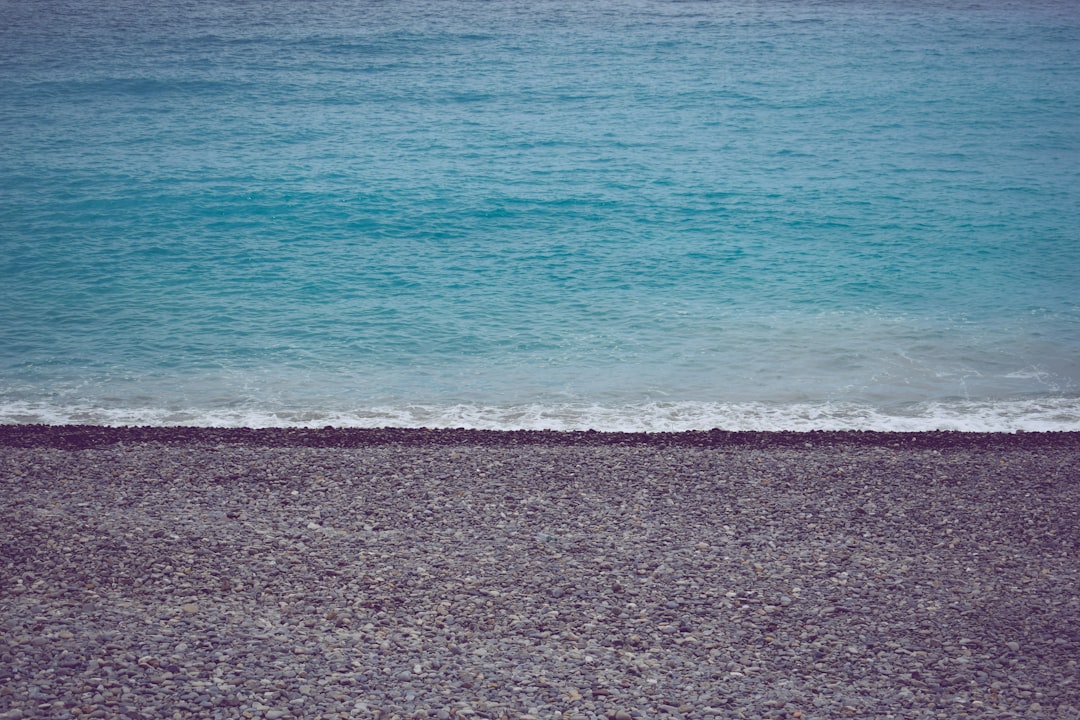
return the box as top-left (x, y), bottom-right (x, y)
top-left (1, 427), bottom-right (1078, 720)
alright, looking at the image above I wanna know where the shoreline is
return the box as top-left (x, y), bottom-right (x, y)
top-left (3, 423), bottom-right (1080, 450)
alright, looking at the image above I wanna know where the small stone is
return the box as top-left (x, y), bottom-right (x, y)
top-left (181, 603), bottom-right (198, 614)
top-left (265, 710), bottom-right (286, 720)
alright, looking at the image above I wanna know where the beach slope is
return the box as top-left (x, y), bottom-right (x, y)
top-left (2, 427), bottom-right (1078, 718)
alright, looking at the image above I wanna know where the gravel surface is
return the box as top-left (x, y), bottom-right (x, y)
top-left (1, 428), bottom-right (1078, 719)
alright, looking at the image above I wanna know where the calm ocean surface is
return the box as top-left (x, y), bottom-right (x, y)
top-left (2, 0), bottom-right (1079, 431)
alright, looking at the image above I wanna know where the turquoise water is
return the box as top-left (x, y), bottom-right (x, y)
top-left (2, 0), bottom-right (1079, 431)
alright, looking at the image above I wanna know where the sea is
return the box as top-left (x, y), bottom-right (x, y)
top-left (2, 0), bottom-right (1079, 432)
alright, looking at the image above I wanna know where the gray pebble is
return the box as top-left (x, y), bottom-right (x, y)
top-left (1, 436), bottom-right (1077, 719)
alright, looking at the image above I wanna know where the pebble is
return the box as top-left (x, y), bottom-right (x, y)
top-left (1, 434), bottom-right (1077, 719)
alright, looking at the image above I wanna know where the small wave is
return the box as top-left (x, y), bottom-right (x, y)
top-left (2, 398), bottom-right (1078, 432)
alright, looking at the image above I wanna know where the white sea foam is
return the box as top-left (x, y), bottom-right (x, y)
top-left (3, 398), bottom-right (1078, 432)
